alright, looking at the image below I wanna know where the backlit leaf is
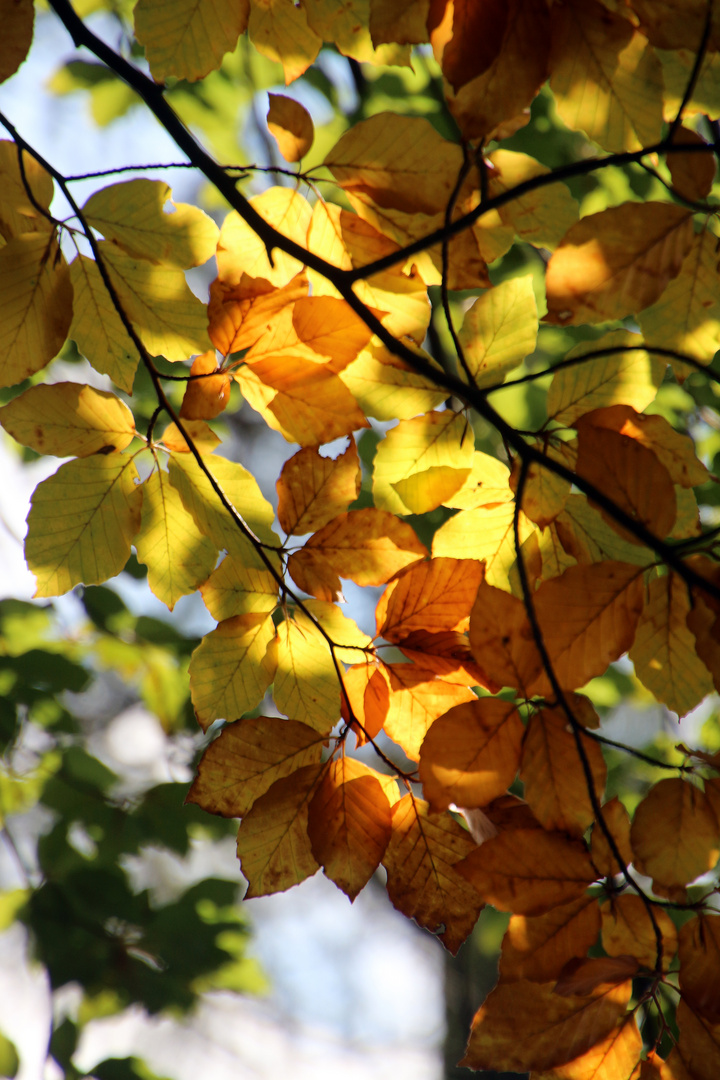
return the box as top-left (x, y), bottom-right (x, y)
top-left (520, 707), bottom-right (607, 835)
top-left (591, 796), bottom-right (633, 879)
top-left (383, 793), bottom-right (484, 954)
top-left (276, 442), bottom-right (360, 537)
top-left (376, 557), bottom-right (484, 642)
top-left (535, 1013), bottom-right (643, 1080)
top-left (340, 341), bottom-right (446, 421)
top-left (667, 127), bottom-right (716, 201)
top-left (0, 0), bottom-right (34, 87)
top-left (273, 611), bottom-right (339, 733)
top-left (419, 698), bottom-right (524, 812)
top-left (674, 999), bottom-right (720, 1080)
top-left (601, 894), bottom-right (677, 971)
top-left (461, 977), bottom-right (630, 1072)
top-left (307, 757), bottom-right (392, 901)
top-left (0, 232), bottom-right (73, 388)
top-left (217, 187), bottom-right (312, 288)
top-left (469, 580), bottom-right (543, 694)
top-left (179, 351), bottom-right (231, 420)
top-left (630, 777), bottom-right (720, 891)
top-left (0, 141), bottom-right (54, 239)
top-left (136, 468), bottom-right (218, 610)
top-left (457, 828), bottom-right (597, 916)
top-left (236, 764), bottom-right (324, 896)
top-left (499, 896), bottom-right (601, 983)
top-left (248, 0), bottom-right (322, 83)
top-left (189, 613), bottom-right (277, 731)
top-left (267, 93), bottom-right (314, 162)
top-left (287, 508), bottom-right (427, 602)
top-left (340, 663), bottom-right (389, 744)
top-left (458, 275), bottom-right (538, 389)
top-left (0, 382), bottom-right (135, 457)
top-left (679, 915), bottom-right (720, 1024)
top-left (545, 203), bottom-right (693, 326)
top-left (488, 150), bottom-right (579, 250)
top-left (208, 271), bottom-right (309, 357)
top-left (69, 253), bottom-right (137, 392)
top-left (381, 663), bottom-right (477, 760)
top-left (83, 179), bottom-right (219, 267)
top-left (432, 502), bottom-right (534, 590)
top-left (26, 455), bottom-right (142, 597)
top-left (187, 715), bottom-right (324, 818)
top-left (200, 557), bottom-right (278, 622)
top-left (135, 0), bottom-right (249, 81)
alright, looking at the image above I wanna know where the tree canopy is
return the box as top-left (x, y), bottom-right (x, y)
top-left (2, 0), bottom-right (720, 1077)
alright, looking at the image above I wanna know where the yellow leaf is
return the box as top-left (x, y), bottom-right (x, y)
top-left (419, 698), bottom-right (524, 812)
top-left (267, 93), bottom-right (314, 162)
top-left (549, 0), bottom-right (663, 152)
top-left (134, 0), bottom-right (249, 81)
top-left (26, 455), bottom-right (142, 597)
top-left (100, 241), bottom-right (211, 360)
top-left (236, 764), bottom-right (324, 896)
top-left (277, 442), bottom-right (360, 537)
top-left (432, 502), bottom-right (534, 590)
top-left (287, 507), bottom-right (427, 602)
top-left (368, 0), bottom-right (429, 45)
top-left (630, 777), bottom-right (720, 892)
top-left (545, 203), bottom-right (694, 326)
top-left (488, 150), bottom-right (579, 250)
top-left (200, 556), bottom-right (278, 622)
top-left (159, 419), bottom-right (221, 454)
top-left (629, 572), bottom-right (715, 718)
top-left (458, 275), bottom-right (538, 389)
top-left (442, 450), bottom-right (513, 509)
top-left (376, 557), bottom-right (484, 642)
top-left (168, 452), bottom-right (278, 567)
top-left (339, 340), bottom-right (446, 421)
top-left (187, 715), bottom-right (324, 818)
top-left (679, 914), bottom-right (720, 1024)
top-left (135, 468), bottom-right (218, 611)
top-left (499, 896), bottom-right (601, 983)
top-left (306, 0), bottom-right (412, 67)
top-left (83, 180), bottom-right (219, 267)
top-left (217, 187), bottom-right (312, 288)
top-left (273, 611), bottom-right (340, 733)
top-left (520, 707), bottom-right (607, 836)
top-left (373, 410), bottom-right (474, 516)
top-left (639, 226), bottom-right (720, 368)
top-left (69, 253), bottom-right (137, 393)
top-left (248, 0), bottom-right (322, 83)
top-left (0, 0), bottom-right (33, 84)
top-left (510, 449), bottom-right (571, 530)
top-left (381, 663), bottom-right (477, 760)
top-left (0, 232), bottom-right (73, 388)
top-left (307, 757), bottom-right (392, 901)
top-left (383, 793), bottom-right (484, 954)
top-left (0, 382), bottom-right (135, 457)
top-left (0, 140), bottom-right (53, 239)
top-left (301, 599), bottom-right (372, 665)
top-left (601, 893), bottom-right (677, 971)
top-left (189, 613), bottom-right (277, 731)
top-left (547, 331), bottom-right (666, 427)
top-left (554, 494), bottom-right (654, 568)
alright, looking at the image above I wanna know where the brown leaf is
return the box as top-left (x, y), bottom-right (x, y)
top-left (630, 778), bottom-right (720, 891)
top-left (276, 442), bottom-right (360, 537)
top-left (186, 716), bottom-right (324, 818)
top-left (382, 662), bottom-right (477, 761)
top-left (457, 828), bottom-right (597, 915)
top-left (340, 663), bottom-right (389, 746)
top-left (267, 93), bottom-right (314, 162)
top-left (375, 557), bottom-right (484, 642)
top-left (383, 793), bottom-right (484, 954)
top-left (601, 894), bottom-right (677, 972)
top-left (675, 999), bottom-right (720, 1080)
top-left (468, 579), bottom-right (543, 694)
top-left (419, 698), bottom-right (523, 812)
top-left (545, 203), bottom-right (694, 326)
top-left (591, 797), bottom-right (634, 879)
top-left (461, 977), bottom-right (631, 1072)
top-left (396, 629), bottom-right (492, 688)
top-left (668, 127), bottom-right (716, 201)
top-left (520, 708), bottom-right (607, 836)
top-left (553, 955), bottom-right (639, 997)
top-left (499, 896), bottom-right (601, 984)
top-left (307, 757), bottom-right (393, 901)
top-left (679, 914), bottom-right (720, 1024)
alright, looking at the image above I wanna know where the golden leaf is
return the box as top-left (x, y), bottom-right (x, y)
top-left (601, 894), bottom-right (677, 971)
top-left (247, 0), bottom-right (322, 83)
top-left (0, 382), bottom-right (135, 457)
top-left (499, 897), bottom-right (601, 983)
top-left (375, 557), bottom-right (484, 642)
top-left (267, 93), bottom-right (314, 162)
top-left (189, 613), bottom-right (277, 731)
top-left (134, 0), bottom-right (248, 81)
top-left (381, 663), bottom-right (477, 761)
top-left (630, 778), bottom-right (720, 891)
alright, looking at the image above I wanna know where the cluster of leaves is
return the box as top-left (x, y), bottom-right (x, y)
top-left (2, 0), bottom-right (720, 1077)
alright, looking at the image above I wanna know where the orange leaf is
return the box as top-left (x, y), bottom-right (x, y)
top-left (383, 793), bottom-right (484, 954)
top-left (468, 580), bottom-right (543, 694)
top-left (630, 777), bottom-right (720, 892)
top-left (186, 715), bottom-right (324, 818)
top-left (292, 295), bottom-right (374, 372)
top-left (553, 955), bottom-right (639, 996)
top-left (545, 203), bottom-right (693, 325)
top-left (461, 976), bottom-right (631, 1072)
top-left (381, 662), bottom-right (477, 760)
top-left (267, 93), bottom-right (314, 162)
top-left (276, 442), bottom-right (360, 537)
top-left (287, 508), bottom-right (427, 602)
top-left (520, 707), bottom-right (607, 836)
top-left (575, 413), bottom-right (676, 543)
top-left (395, 629), bottom-right (493, 688)
top-left (340, 663), bottom-right (389, 746)
top-left (499, 896), bottom-right (601, 983)
top-left (236, 764), bottom-right (324, 897)
top-left (179, 351), bottom-right (231, 420)
top-left (457, 829), bottom-right (597, 915)
top-left (535, 1013), bottom-right (644, 1080)
top-left (601, 894), bottom-right (677, 972)
top-left (591, 796), bottom-right (634, 879)
top-left (207, 271), bottom-right (309, 356)
top-left (375, 557), bottom-right (484, 642)
top-left (307, 757), bottom-right (393, 901)
top-left (419, 698), bottom-right (524, 812)
top-left (679, 914), bottom-right (720, 1023)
